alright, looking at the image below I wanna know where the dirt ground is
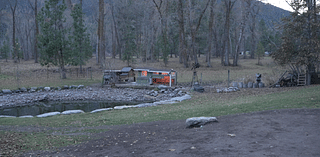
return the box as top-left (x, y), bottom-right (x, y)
top-left (22, 108), bottom-right (320, 157)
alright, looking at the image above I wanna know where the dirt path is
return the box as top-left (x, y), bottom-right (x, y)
top-left (23, 108), bottom-right (320, 157)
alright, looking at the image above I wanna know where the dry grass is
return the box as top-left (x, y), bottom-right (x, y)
top-left (0, 55), bottom-right (286, 90)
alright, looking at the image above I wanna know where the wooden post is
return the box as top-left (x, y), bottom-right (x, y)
top-left (228, 70), bottom-right (230, 88)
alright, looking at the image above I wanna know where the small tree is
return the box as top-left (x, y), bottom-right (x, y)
top-left (37, 0), bottom-right (71, 79)
top-left (0, 40), bottom-right (10, 62)
top-left (70, 3), bottom-right (92, 73)
top-left (122, 24), bottom-right (136, 66)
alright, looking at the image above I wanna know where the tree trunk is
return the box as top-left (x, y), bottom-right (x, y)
top-left (206, 0), bottom-right (216, 67)
top-left (98, 0), bottom-right (105, 65)
top-left (178, 0), bottom-right (188, 67)
top-left (8, 0), bottom-right (18, 63)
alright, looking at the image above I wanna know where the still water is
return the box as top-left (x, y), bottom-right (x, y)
top-left (0, 100), bottom-right (150, 117)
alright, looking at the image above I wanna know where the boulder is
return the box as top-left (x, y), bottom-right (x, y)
top-left (248, 82), bottom-right (253, 88)
top-left (20, 87), bottom-right (27, 92)
top-left (77, 85), bottom-right (85, 89)
top-left (36, 112), bottom-right (60, 118)
top-left (186, 117), bottom-right (218, 128)
top-left (134, 103), bottom-right (157, 108)
top-left (158, 85), bottom-right (169, 89)
top-left (63, 85), bottom-right (69, 90)
top-left (170, 94), bottom-right (191, 102)
top-left (253, 83), bottom-right (258, 88)
top-left (90, 108), bottom-right (113, 113)
top-left (30, 87), bottom-right (38, 93)
top-left (70, 85), bottom-right (78, 89)
top-left (44, 87), bottom-right (50, 91)
top-left (114, 105), bottom-right (137, 110)
top-left (259, 82), bottom-right (265, 88)
top-left (238, 82), bottom-right (244, 88)
top-left (0, 115), bottom-right (16, 118)
top-left (19, 115), bottom-right (33, 118)
top-left (2, 89), bottom-right (12, 94)
top-left (61, 110), bottom-right (84, 115)
top-left (232, 82), bottom-right (238, 87)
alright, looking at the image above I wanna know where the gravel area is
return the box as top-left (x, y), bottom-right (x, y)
top-left (0, 86), bottom-right (188, 108)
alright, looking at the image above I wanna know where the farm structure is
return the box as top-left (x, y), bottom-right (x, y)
top-left (103, 67), bottom-right (177, 86)
top-left (134, 68), bottom-right (177, 86)
top-left (103, 67), bottom-right (135, 84)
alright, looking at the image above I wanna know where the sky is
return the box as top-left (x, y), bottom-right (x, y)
top-left (261, 0), bottom-right (294, 12)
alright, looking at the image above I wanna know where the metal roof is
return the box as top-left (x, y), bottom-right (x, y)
top-left (121, 67), bottom-right (133, 72)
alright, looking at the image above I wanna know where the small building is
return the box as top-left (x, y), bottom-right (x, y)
top-left (134, 68), bottom-right (177, 86)
top-left (103, 67), bottom-right (135, 84)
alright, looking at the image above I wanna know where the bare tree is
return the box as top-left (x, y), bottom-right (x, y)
top-left (187, 0), bottom-right (210, 64)
top-left (177, 0), bottom-right (188, 67)
top-left (206, 0), bottom-right (217, 67)
top-left (249, 0), bottom-right (259, 59)
top-left (7, 0), bottom-right (18, 63)
top-left (222, 0), bottom-right (237, 66)
top-left (98, 0), bottom-right (105, 65)
top-left (233, 0), bottom-right (250, 66)
top-left (28, 0), bottom-right (39, 63)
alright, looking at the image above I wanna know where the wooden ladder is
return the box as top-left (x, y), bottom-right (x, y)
top-left (297, 73), bottom-right (306, 86)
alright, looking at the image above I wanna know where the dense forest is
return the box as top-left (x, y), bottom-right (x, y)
top-left (0, 0), bottom-right (304, 70)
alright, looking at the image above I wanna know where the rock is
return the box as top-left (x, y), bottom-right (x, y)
top-left (186, 117), bottom-right (218, 128)
top-left (2, 89), bottom-right (12, 94)
top-left (238, 82), bottom-right (244, 88)
top-left (70, 85), bottom-right (77, 89)
top-left (259, 82), bottom-right (265, 88)
top-left (30, 87), bottom-right (38, 93)
top-left (0, 115), bottom-right (16, 118)
top-left (243, 83), bottom-right (248, 88)
top-left (160, 89), bottom-right (166, 93)
top-left (253, 83), bottom-right (258, 88)
top-left (170, 94), bottom-right (191, 102)
top-left (63, 85), bottom-right (69, 90)
top-left (90, 108), bottom-right (113, 113)
top-left (20, 87), bottom-right (27, 92)
top-left (61, 110), bottom-right (84, 115)
top-left (38, 86), bottom-right (44, 90)
top-left (78, 85), bottom-right (84, 89)
top-left (56, 86), bottom-right (62, 91)
top-left (114, 105), bottom-right (136, 110)
top-left (134, 103), bottom-right (157, 108)
top-left (158, 85), bottom-right (168, 89)
top-left (36, 112), bottom-right (61, 118)
top-left (248, 82), bottom-right (253, 88)
top-left (44, 87), bottom-right (50, 91)
top-left (193, 85), bottom-right (204, 93)
top-left (232, 82), bottom-right (238, 87)
top-left (19, 115), bottom-right (33, 118)
top-left (153, 91), bottom-right (158, 97)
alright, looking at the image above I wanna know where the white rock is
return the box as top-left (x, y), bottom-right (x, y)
top-left (44, 87), bottom-right (50, 91)
top-left (90, 108), bottom-right (113, 113)
top-left (186, 117), bottom-right (218, 128)
top-left (36, 112), bottom-right (61, 118)
top-left (170, 94), bottom-right (191, 102)
top-left (134, 103), bottom-right (157, 108)
top-left (61, 110), bottom-right (84, 115)
top-left (114, 105), bottom-right (137, 110)
top-left (19, 115), bottom-right (33, 118)
top-left (0, 115), bottom-right (16, 118)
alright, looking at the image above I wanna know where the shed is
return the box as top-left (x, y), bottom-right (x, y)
top-left (134, 68), bottom-right (177, 86)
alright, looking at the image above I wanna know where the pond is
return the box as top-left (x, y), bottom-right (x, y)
top-left (0, 100), bottom-right (152, 117)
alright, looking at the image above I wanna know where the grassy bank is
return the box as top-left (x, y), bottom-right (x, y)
top-left (1, 85), bottom-right (319, 156)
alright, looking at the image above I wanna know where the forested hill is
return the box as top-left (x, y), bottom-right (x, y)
top-left (257, 1), bottom-right (291, 29)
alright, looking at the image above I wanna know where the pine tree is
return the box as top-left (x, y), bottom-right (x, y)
top-left (272, 0), bottom-right (320, 85)
top-left (37, 0), bottom-right (71, 79)
top-left (0, 40), bottom-right (10, 62)
top-left (70, 3), bottom-right (92, 73)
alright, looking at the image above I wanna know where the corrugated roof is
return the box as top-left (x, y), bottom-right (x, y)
top-left (121, 67), bottom-right (133, 72)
